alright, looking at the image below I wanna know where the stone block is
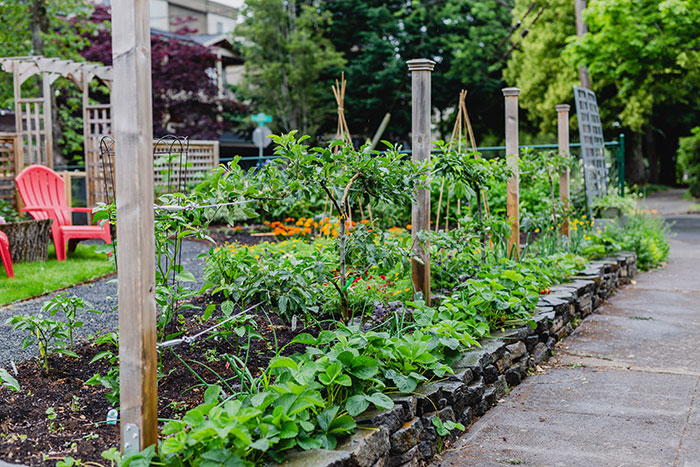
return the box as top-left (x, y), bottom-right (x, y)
top-left (390, 418), bottom-right (423, 454)
top-left (482, 364), bottom-right (498, 384)
top-left (490, 326), bottom-right (530, 343)
top-left (447, 367), bottom-right (473, 384)
top-left (506, 341), bottom-right (527, 359)
top-left (388, 445), bottom-right (420, 467)
top-left (525, 334), bottom-right (539, 351)
top-left (337, 426), bottom-right (390, 467)
top-left (505, 365), bottom-right (522, 386)
top-left (356, 405), bottom-right (406, 435)
top-left (533, 342), bottom-right (549, 363)
top-left (277, 449), bottom-right (351, 467)
top-left (458, 406), bottom-right (474, 426)
top-left (390, 394), bottom-right (417, 422)
top-left (439, 381), bottom-right (467, 414)
top-left (452, 348), bottom-right (490, 375)
top-left (495, 351), bottom-right (513, 373)
top-left (414, 382), bottom-right (443, 416)
top-left (465, 377), bottom-right (485, 406)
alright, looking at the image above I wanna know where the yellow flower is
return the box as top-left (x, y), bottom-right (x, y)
top-left (534, 228), bottom-right (540, 233)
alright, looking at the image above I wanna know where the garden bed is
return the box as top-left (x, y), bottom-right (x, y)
top-left (0, 252), bottom-right (636, 466)
top-left (276, 252), bottom-right (637, 467)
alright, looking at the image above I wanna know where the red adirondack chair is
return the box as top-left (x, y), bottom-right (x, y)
top-left (0, 231), bottom-right (13, 277)
top-left (15, 165), bottom-right (112, 261)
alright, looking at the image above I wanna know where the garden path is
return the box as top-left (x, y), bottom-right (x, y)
top-left (430, 208), bottom-right (700, 465)
top-left (0, 240), bottom-right (212, 366)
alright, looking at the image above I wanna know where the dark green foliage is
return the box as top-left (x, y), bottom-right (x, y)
top-left (678, 127), bottom-right (700, 198)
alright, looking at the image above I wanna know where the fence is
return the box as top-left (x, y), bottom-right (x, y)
top-left (53, 140), bottom-right (219, 208)
top-left (0, 133), bottom-right (20, 207)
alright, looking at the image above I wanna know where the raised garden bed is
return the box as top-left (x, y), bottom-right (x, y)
top-left (0, 252), bottom-right (636, 466)
top-left (273, 252), bottom-right (637, 467)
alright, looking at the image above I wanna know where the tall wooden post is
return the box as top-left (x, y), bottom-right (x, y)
top-left (407, 58), bottom-right (434, 305)
top-left (575, 0), bottom-right (592, 89)
top-left (503, 88), bottom-right (520, 259)
top-left (556, 104), bottom-right (571, 238)
top-left (111, 0), bottom-right (158, 452)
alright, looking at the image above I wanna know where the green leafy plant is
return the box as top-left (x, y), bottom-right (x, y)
top-left (42, 293), bottom-right (97, 350)
top-left (84, 332), bottom-right (120, 405)
top-left (0, 367), bottom-right (20, 392)
top-left (8, 314), bottom-right (77, 373)
top-left (0, 199), bottom-right (24, 223)
top-left (271, 133), bottom-right (426, 322)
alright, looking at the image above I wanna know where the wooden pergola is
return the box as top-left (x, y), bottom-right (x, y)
top-left (0, 56), bottom-right (113, 208)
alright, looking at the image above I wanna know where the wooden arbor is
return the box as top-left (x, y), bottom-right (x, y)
top-left (0, 56), bottom-right (114, 207)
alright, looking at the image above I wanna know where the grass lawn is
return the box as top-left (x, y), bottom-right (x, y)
top-left (0, 243), bottom-right (114, 306)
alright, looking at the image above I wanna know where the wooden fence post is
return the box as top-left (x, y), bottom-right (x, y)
top-left (111, 0), bottom-right (158, 452)
top-left (502, 87), bottom-right (520, 259)
top-left (407, 58), bottom-right (435, 305)
top-left (556, 104), bottom-right (571, 238)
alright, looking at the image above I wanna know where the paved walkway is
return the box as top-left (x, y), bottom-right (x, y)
top-left (431, 212), bottom-right (700, 465)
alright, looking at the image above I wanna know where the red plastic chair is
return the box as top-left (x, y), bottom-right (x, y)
top-left (0, 231), bottom-right (13, 277)
top-left (15, 164), bottom-right (112, 261)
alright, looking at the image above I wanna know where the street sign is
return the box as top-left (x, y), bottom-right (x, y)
top-left (573, 86), bottom-right (608, 215)
top-left (253, 126), bottom-right (272, 148)
top-left (251, 112), bottom-right (272, 127)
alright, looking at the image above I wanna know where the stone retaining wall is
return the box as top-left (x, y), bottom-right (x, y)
top-left (277, 252), bottom-right (638, 467)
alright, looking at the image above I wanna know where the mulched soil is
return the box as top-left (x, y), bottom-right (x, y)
top-left (206, 224), bottom-right (278, 247)
top-left (0, 227), bottom-right (314, 466)
top-left (0, 294), bottom-right (319, 466)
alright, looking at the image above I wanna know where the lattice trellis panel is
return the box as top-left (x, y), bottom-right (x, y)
top-left (574, 86), bottom-right (608, 213)
top-left (85, 104), bottom-right (113, 207)
top-left (153, 140), bottom-right (219, 190)
top-left (0, 133), bottom-right (19, 207)
top-left (90, 137), bottom-right (220, 205)
top-left (18, 98), bottom-right (49, 167)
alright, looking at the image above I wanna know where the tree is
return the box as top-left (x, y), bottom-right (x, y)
top-left (566, 0), bottom-right (700, 184)
top-left (237, 0), bottom-right (345, 139)
top-left (82, 5), bottom-right (246, 140)
top-left (503, 0), bottom-right (578, 135)
top-left (0, 0), bottom-right (94, 164)
top-left (323, 0), bottom-right (512, 143)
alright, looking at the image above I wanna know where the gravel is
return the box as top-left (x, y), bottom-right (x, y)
top-left (0, 240), bottom-right (213, 367)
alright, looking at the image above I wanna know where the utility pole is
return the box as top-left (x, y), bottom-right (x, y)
top-left (575, 0), bottom-right (592, 89)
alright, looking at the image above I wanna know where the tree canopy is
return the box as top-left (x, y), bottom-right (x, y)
top-left (237, 0), bottom-right (346, 139)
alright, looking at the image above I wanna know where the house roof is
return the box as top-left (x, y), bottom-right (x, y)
top-left (151, 29), bottom-right (243, 64)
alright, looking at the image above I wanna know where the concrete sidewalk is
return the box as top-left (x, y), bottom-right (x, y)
top-left (430, 215), bottom-right (700, 467)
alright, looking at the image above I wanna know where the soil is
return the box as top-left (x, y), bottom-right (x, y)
top-left (206, 224), bottom-right (278, 247)
top-left (0, 292), bottom-right (319, 466)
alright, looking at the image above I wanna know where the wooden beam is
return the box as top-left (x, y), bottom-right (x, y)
top-left (406, 58), bottom-right (435, 305)
top-left (503, 87), bottom-right (520, 259)
top-left (556, 104), bottom-right (571, 238)
top-left (42, 73), bottom-right (53, 168)
top-left (111, 0), bottom-right (158, 453)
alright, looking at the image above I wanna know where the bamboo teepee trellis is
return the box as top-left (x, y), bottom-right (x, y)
top-left (435, 89), bottom-right (490, 231)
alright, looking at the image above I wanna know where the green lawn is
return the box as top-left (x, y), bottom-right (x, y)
top-left (0, 243), bottom-right (115, 306)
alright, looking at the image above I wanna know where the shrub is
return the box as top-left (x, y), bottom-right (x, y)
top-left (678, 126), bottom-right (700, 198)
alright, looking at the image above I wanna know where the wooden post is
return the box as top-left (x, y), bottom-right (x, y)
top-left (111, 0), bottom-right (158, 452)
top-left (407, 58), bottom-right (434, 305)
top-left (60, 172), bottom-right (72, 209)
top-left (556, 104), bottom-right (571, 238)
top-left (502, 87), bottom-right (520, 259)
top-left (41, 73), bottom-right (54, 168)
